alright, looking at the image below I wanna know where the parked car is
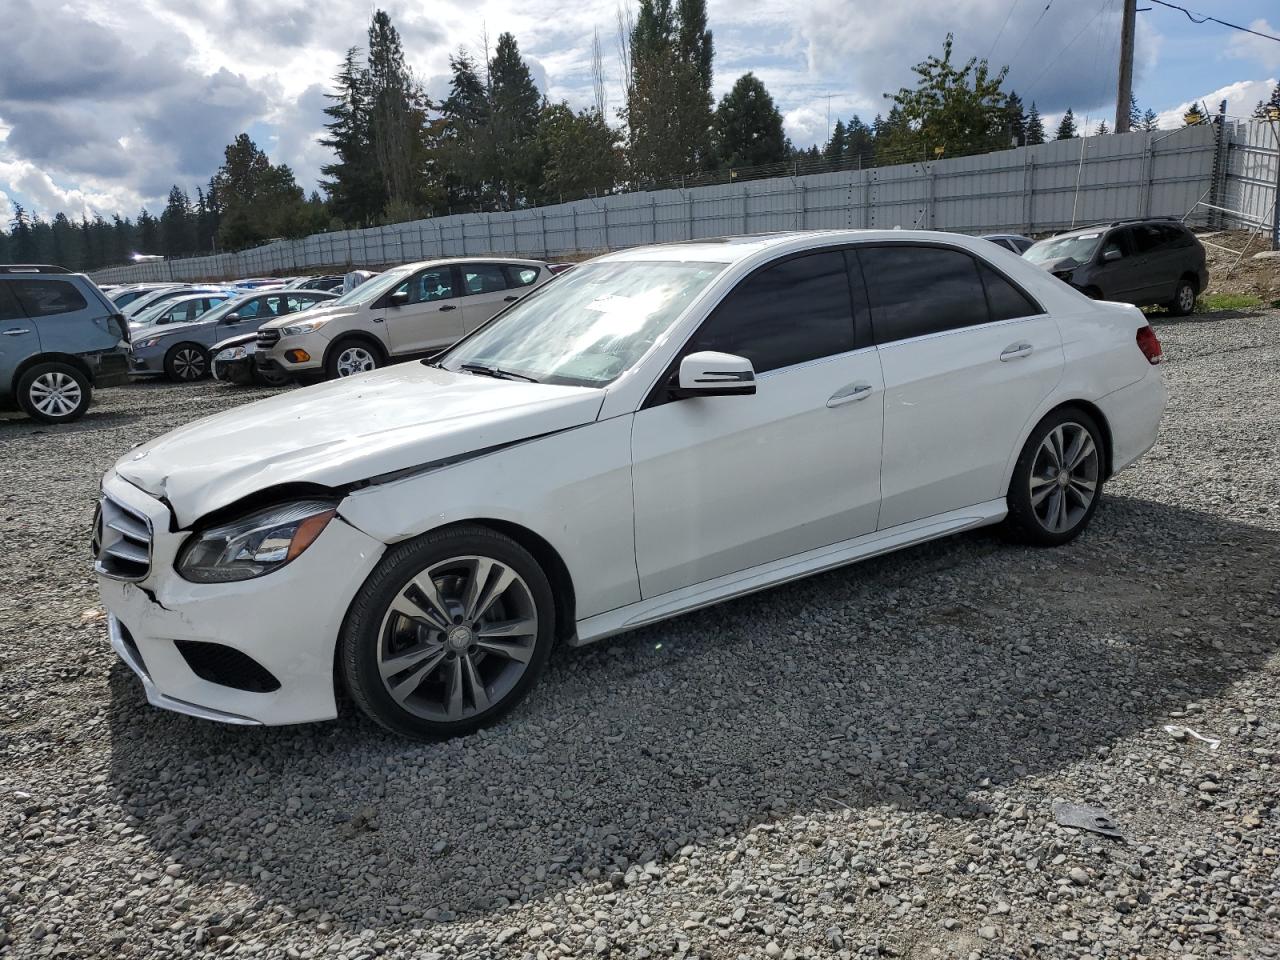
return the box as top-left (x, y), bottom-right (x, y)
top-left (129, 293), bottom-right (233, 332)
top-left (2, 265), bottom-right (130, 423)
top-left (981, 233), bottom-right (1034, 254)
top-left (1024, 218), bottom-right (1208, 314)
top-left (130, 290), bottom-right (337, 382)
top-left (122, 285), bottom-right (230, 320)
top-left (255, 258), bottom-right (551, 381)
top-left (209, 331), bottom-right (288, 386)
top-left (294, 275), bottom-right (346, 292)
top-left (93, 231), bottom-right (1166, 738)
top-left (111, 283), bottom-right (181, 310)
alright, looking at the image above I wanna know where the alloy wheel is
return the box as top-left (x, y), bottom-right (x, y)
top-left (1177, 283), bottom-right (1195, 313)
top-left (28, 371), bottom-right (83, 418)
top-left (336, 346), bottom-right (377, 376)
top-left (377, 555), bottom-right (538, 722)
top-left (173, 348), bottom-right (206, 380)
top-left (1029, 421), bottom-right (1100, 533)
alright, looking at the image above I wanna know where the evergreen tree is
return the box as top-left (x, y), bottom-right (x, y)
top-left (111, 215), bottom-right (133, 264)
top-left (885, 34), bottom-right (1010, 158)
top-left (137, 208), bottom-right (159, 253)
top-left (488, 32), bottom-right (544, 209)
top-left (1141, 108), bottom-right (1160, 131)
top-left (1095, 120), bottom-right (1109, 135)
top-left (9, 204), bottom-right (37, 262)
top-left (713, 72), bottom-right (786, 169)
top-left (1251, 83), bottom-right (1280, 120)
top-left (366, 10), bottom-right (429, 216)
top-left (213, 134), bottom-right (309, 249)
top-left (845, 115), bottom-right (873, 165)
top-left (1055, 108), bottom-right (1077, 139)
top-left (1026, 102), bottom-right (1046, 144)
top-left (1182, 103), bottom-right (1206, 126)
top-left (49, 212), bottom-right (79, 268)
top-left (438, 51), bottom-right (494, 211)
top-left (1005, 91), bottom-right (1026, 146)
top-left (320, 48), bottom-right (386, 225)
top-left (537, 103), bottom-right (624, 201)
top-left (160, 185), bottom-right (193, 257)
top-left (825, 118), bottom-right (847, 163)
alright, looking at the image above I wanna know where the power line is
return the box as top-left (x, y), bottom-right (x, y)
top-left (986, 0), bottom-right (1023, 61)
top-left (1023, 0), bottom-right (1115, 102)
top-left (1148, 0), bottom-right (1280, 43)
top-left (1004, 0), bottom-right (1055, 74)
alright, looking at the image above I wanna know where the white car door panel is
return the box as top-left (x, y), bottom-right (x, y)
top-left (632, 351), bottom-right (885, 598)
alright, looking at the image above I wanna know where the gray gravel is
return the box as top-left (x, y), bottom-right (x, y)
top-left (2, 310), bottom-right (1279, 959)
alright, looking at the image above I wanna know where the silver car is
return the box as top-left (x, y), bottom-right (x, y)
top-left (130, 289), bottom-right (337, 382)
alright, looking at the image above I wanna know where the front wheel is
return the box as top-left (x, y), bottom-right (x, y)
top-left (164, 343), bottom-right (209, 382)
top-left (340, 525), bottom-right (556, 740)
top-left (1003, 408), bottom-right (1105, 546)
top-left (326, 339), bottom-right (382, 379)
top-left (17, 362), bottom-right (92, 423)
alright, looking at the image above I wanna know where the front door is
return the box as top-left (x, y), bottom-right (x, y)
top-left (630, 250), bottom-right (884, 599)
top-left (384, 265), bottom-right (463, 355)
top-left (0, 284), bottom-right (38, 389)
top-left (857, 243), bottom-right (1064, 529)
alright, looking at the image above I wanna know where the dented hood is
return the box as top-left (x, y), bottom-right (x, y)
top-left (114, 363), bottom-right (605, 527)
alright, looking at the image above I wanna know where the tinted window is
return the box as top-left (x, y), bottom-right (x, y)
top-left (859, 246), bottom-right (989, 344)
top-left (979, 264), bottom-right (1041, 321)
top-left (1129, 224), bottom-right (1169, 254)
top-left (462, 264), bottom-right (509, 295)
top-left (688, 251), bottom-right (855, 374)
top-left (235, 297), bottom-right (272, 319)
top-left (504, 265), bottom-right (541, 287)
top-left (11, 279), bottom-right (88, 318)
top-left (0, 284), bottom-right (25, 322)
top-left (1101, 230), bottom-right (1130, 260)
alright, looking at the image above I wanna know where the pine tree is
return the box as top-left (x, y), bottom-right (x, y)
top-left (160, 185), bottom-right (193, 257)
top-left (488, 32), bottom-right (543, 209)
top-left (1095, 120), bottom-right (1109, 135)
top-left (213, 134), bottom-right (309, 249)
top-left (49, 212), bottom-right (77, 268)
top-left (137, 208), bottom-right (159, 254)
top-left (320, 48), bottom-right (386, 225)
top-left (714, 72), bottom-right (786, 169)
top-left (1252, 83), bottom-right (1280, 120)
top-left (1055, 108), bottom-right (1077, 139)
top-left (845, 115), bottom-right (873, 165)
top-left (438, 51), bottom-right (494, 211)
top-left (1005, 91), bottom-right (1026, 146)
top-left (1026, 102), bottom-right (1046, 144)
top-left (366, 10), bottom-right (428, 216)
top-left (825, 118), bottom-right (847, 162)
top-left (537, 102), bottom-right (624, 201)
top-left (8, 203), bottom-right (37, 262)
top-left (1141, 108), bottom-right (1159, 131)
top-left (1183, 103), bottom-right (1206, 126)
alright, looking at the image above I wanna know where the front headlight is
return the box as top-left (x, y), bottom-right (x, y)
top-left (136, 337), bottom-right (163, 350)
top-left (176, 500), bottom-right (337, 583)
top-left (215, 345), bottom-right (249, 362)
top-left (278, 318), bottom-right (330, 336)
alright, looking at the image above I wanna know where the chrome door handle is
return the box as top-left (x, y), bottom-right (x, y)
top-left (504, 295), bottom-right (520, 302)
top-left (2, 328), bottom-right (32, 336)
top-left (1000, 342), bottom-right (1033, 361)
top-left (438, 304), bottom-right (457, 311)
top-left (827, 383), bottom-right (874, 407)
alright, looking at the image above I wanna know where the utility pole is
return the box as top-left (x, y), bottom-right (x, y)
top-left (1115, 0), bottom-right (1137, 132)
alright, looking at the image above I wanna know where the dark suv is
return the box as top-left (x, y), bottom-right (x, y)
top-left (1025, 218), bottom-right (1209, 315)
top-left (1, 265), bottom-right (130, 423)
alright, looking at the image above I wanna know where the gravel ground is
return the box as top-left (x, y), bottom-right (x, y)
top-left (2, 310), bottom-right (1279, 960)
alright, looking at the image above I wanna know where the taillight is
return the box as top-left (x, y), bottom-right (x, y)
top-left (1136, 325), bottom-right (1162, 365)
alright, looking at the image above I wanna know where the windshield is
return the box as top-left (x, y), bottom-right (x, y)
top-left (328, 267), bottom-right (409, 307)
top-left (438, 260), bottom-right (726, 387)
top-left (1025, 233), bottom-right (1102, 266)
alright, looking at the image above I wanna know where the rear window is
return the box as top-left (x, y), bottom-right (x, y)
top-left (10, 279), bottom-right (88, 318)
top-left (859, 246), bottom-right (990, 344)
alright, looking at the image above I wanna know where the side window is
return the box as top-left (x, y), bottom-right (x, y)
top-left (1100, 230), bottom-right (1129, 260)
top-left (979, 264), bottom-right (1042, 321)
top-left (11, 279), bottom-right (88, 318)
top-left (859, 246), bottom-right (989, 344)
top-left (236, 298), bottom-right (266, 319)
top-left (1157, 224), bottom-right (1190, 248)
top-left (687, 251), bottom-right (856, 374)
top-left (0, 284), bottom-right (26, 322)
top-left (1129, 225), bottom-right (1165, 255)
top-left (503, 265), bottom-right (541, 288)
top-left (395, 269), bottom-right (455, 304)
top-left (462, 264), bottom-right (509, 295)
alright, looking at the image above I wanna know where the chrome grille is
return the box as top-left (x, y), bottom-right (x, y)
top-left (94, 495), bottom-right (153, 581)
top-left (256, 328), bottom-right (280, 348)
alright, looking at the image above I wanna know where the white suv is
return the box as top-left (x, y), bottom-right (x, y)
top-left (254, 258), bottom-right (551, 381)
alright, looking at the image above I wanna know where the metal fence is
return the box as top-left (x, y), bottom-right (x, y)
top-left (1219, 119), bottom-right (1279, 237)
top-left (93, 121), bottom-right (1276, 285)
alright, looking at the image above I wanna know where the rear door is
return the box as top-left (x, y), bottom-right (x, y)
top-left (0, 284), bottom-right (38, 394)
top-left (859, 243), bottom-right (1063, 529)
top-left (1093, 228), bottom-right (1146, 302)
top-left (383, 265), bottom-right (463, 355)
top-left (11, 276), bottom-right (118, 357)
top-left (458, 262), bottom-right (519, 333)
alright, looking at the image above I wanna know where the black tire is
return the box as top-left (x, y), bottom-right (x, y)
top-left (1167, 277), bottom-right (1197, 316)
top-left (16, 362), bottom-right (92, 424)
top-left (253, 365), bottom-right (291, 387)
top-left (340, 524), bottom-right (557, 740)
top-left (1003, 407), bottom-right (1106, 546)
top-left (325, 337), bottom-right (384, 380)
top-left (164, 343), bottom-right (209, 382)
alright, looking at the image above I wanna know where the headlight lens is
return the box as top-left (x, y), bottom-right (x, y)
top-left (215, 345), bottom-right (249, 361)
top-left (279, 318), bottom-right (329, 336)
top-left (136, 337), bottom-right (163, 349)
top-left (176, 500), bottom-right (337, 583)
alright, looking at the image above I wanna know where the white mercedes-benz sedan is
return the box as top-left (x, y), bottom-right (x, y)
top-left (94, 230), bottom-right (1166, 739)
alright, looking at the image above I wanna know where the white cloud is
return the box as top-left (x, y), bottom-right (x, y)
top-left (1228, 20), bottom-right (1280, 72)
top-left (1155, 77), bottom-right (1278, 128)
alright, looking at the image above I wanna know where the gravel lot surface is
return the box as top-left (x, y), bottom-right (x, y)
top-left (2, 310), bottom-right (1279, 960)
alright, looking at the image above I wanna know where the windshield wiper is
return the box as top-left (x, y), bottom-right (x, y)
top-left (458, 362), bottom-right (539, 383)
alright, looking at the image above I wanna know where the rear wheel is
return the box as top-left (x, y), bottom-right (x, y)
top-left (164, 343), bottom-right (209, 382)
top-left (1167, 277), bottom-right (1197, 316)
top-left (1003, 408), bottom-right (1105, 546)
top-left (340, 525), bottom-right (556, 740)
top-left (326, 338), bottom-right (382, 379)
top-left (16, 362), bottom-right (92, 423)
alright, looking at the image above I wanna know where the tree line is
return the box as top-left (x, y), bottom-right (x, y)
top-left (5, 11), bottom-right (1271, 272)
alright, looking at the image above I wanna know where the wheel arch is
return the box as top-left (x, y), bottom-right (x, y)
top-left (465, 517), bottom-right (578, 643)
top-left (324, 331), bottom-right (388, 369)
top-left (11, 352), bottom-right (94, 392)
top-left (1005, 398), bottom-right (1115, 492)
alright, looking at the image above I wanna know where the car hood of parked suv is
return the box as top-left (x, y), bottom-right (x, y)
top-left (112, 363), bottom-right (606, 527)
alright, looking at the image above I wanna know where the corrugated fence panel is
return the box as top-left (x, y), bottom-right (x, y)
top-left (90, 123), bottom-right (1275, 284)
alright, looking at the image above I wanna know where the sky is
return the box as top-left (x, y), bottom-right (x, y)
top-left (1, 0), bottom-right (1277, 222)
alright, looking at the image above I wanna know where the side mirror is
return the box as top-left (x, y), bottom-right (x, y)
top-left (225, 312), bottom-right (242, 323)
top-left (675, 351), bottom-right (756, 398)
top-left (1102, 247), bottom-right (1122, 263)
top-left (387, 290), bottom-right (410, 307)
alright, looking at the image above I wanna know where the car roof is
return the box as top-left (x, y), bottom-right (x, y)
top-left (596, 229), bottom-right (1014, 265)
